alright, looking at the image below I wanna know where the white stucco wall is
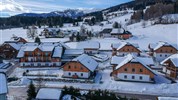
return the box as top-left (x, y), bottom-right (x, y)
top-left (117, 52), bottom-right (138, 56)
top-left (154, 53), bottom-right (173, 62)
top-left (117, 73), bottom-right (151, 82)
top-left (63, 71), bottom-right (90, 79)
top-left (20, 62), bottom-right (61, 67)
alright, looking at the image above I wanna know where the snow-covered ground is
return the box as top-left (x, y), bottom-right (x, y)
top-left (10, 68), bottom-right (177, 97)
top-left (0, 28), bottom-right (69, 44)
top-left (1, 13), bottom-right (178, 97)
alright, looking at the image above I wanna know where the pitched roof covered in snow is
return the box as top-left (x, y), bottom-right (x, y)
top-left (17, 42), bottom-right (64, 58)
top-left (77, 41), bottom-right (100, 49)
top-left (0, 73), bottom-right (8, 94)
top-left (72, 54), bottom-right (98, 72)
top-left (3, 42), bottom-right (24, 50)
top-left (100, 28), bottom-right (112, 34)
top-left (111, 42), bottom-right (140, 51)
top-left (52, 46), bottom-right (63, 58)
top-left (161, 54), bottom-right (178, 67)
top-left (110, 28), bottom-right (124, 34)
top-left (114, 54), bottom-right (156, 75)
top-left (64, 49), bottom-right (84, 55)
top-left (36, 88), bottom-right (62, 100)
top-left (149, 41), bottom-right (178, 51)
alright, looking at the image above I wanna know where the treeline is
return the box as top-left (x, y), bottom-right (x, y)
top-left (84, 11), bottom-right (104, 22)
top-left (0, 16), bottom-right (82, 29)
top-left (130, 2), bottom-right (178, 23)
top-left (62, 86), bottom-right (138, 100)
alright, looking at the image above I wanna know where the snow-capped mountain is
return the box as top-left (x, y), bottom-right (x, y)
top-left (16, 9), bottom-right (100, 18)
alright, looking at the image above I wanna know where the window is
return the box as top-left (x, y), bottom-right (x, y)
top-left (160, 54), bottom-right (162, 57)
top-left (68, 72), bottom-right (71, 76)
top-left (170, 50), bottom-right (173, 52)
top-left (140, 69), bottom-right (143, 72)
top-left (139, 76), bottom-right (143, 80)
top-left (123, 49), bottom-right (125, 51)
top-left (45, 53), bottom-right (48, 56)
top-left (132, 76), bottom-right (135, 79)
top-left (132, 68), bottom-right (135, 72)
top-left (74, 66), bottom-right (77, 69)
top-left (127, 49), bottom-right (129, 51)
top-left (165, 55), bottom-right (167, 57)
top-left (124, 75), bottom-right (127, 79)
top-left (68, 66), bottom-right (71, 69)
top-left (123, 54), bottom-right (125, 56)
top-left (124, 68), bottom-right (127, 72)
top-left (81, 73), bottom-right (83, 76)
top-left (160, 50), bottom-right (162, 52)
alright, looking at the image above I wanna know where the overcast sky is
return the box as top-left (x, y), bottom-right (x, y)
top-left (0, 0), bottom-right (131, 17)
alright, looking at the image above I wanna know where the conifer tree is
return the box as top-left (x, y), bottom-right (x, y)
top-left (27, 81), bottom-right (36, 100)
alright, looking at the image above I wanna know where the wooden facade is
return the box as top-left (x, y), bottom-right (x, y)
top-left (112, 45), bottom-right (141, 56)
top-left (154, 46), bottom-right (177, 54)
top-left (163, 59), bottom-right (178, 79)
top-left (112, 62), bottom-right (155, 79)
top-left (0, 43), bottom-right (18, 59)
top-left (63, 61), bottom-right (90, 72)
top-left (63, 61), bottom-right (93, 79)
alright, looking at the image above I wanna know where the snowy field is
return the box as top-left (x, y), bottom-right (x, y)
top-left (65, 24), bottom-right (178, 51)
top-left (1, 13), bottom-right (178, 97)
top-left (0, 28), bottom-right (69, 44)
top-left (9, 68), bottom-right (178, 97)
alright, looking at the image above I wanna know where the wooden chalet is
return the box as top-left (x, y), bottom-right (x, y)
top-left (17, 42), bottom-right (66, 67)
top-left (111, 42), bottom-right (141, 56)
top-left (111, 54), bottom-right (157, 83)
top-left (0, 42), bottom-right (23, 59)
top-left (161, 54), bottom-right (178, 79)
top-left (62, 54), bottom-right (98, 79)
top-left (148, 41), bottom-right (177, 62)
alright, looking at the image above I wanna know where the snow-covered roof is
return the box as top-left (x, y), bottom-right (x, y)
top-left (0, 63), bottom-right (11, 69)
top-left (110, 28), bottom-right (124, 34)
top-left (17, 46), bottom-right (25, 58)
top-left (52, 46), bottom-right (63, 58)
top-left (77, 41), bottom-right (100, 49)
top-left (149, 41), bottom-right (178, 51)
top-left (0, 73), bottom-right (8, 94)
top-left (17, 42), bottom-right (66, 58)
top-left (158, 97), bottom-right (178, 100)
top-left (72, 54), bottom-right (98, 72)
top-left (100, 28), bottom-right (112, 34)
top-left (161, 54), bottom-right (178, 67)
top-left (4, 42), bottom-right (23, 50)
top-left (112, 42), bottom-right (140, 51)
top-left (24, 46), bottom-right (38, 51)
top-left (115, 54), bottom-right (156, 75)
top-left (38, 45), bottom-right (55, 51)
top-left (64, 49), bottom-right (84, 55)
top-left (36, 88), bottom-right (62, 100)
top-left (111, 56), bottom-right (126, 65)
